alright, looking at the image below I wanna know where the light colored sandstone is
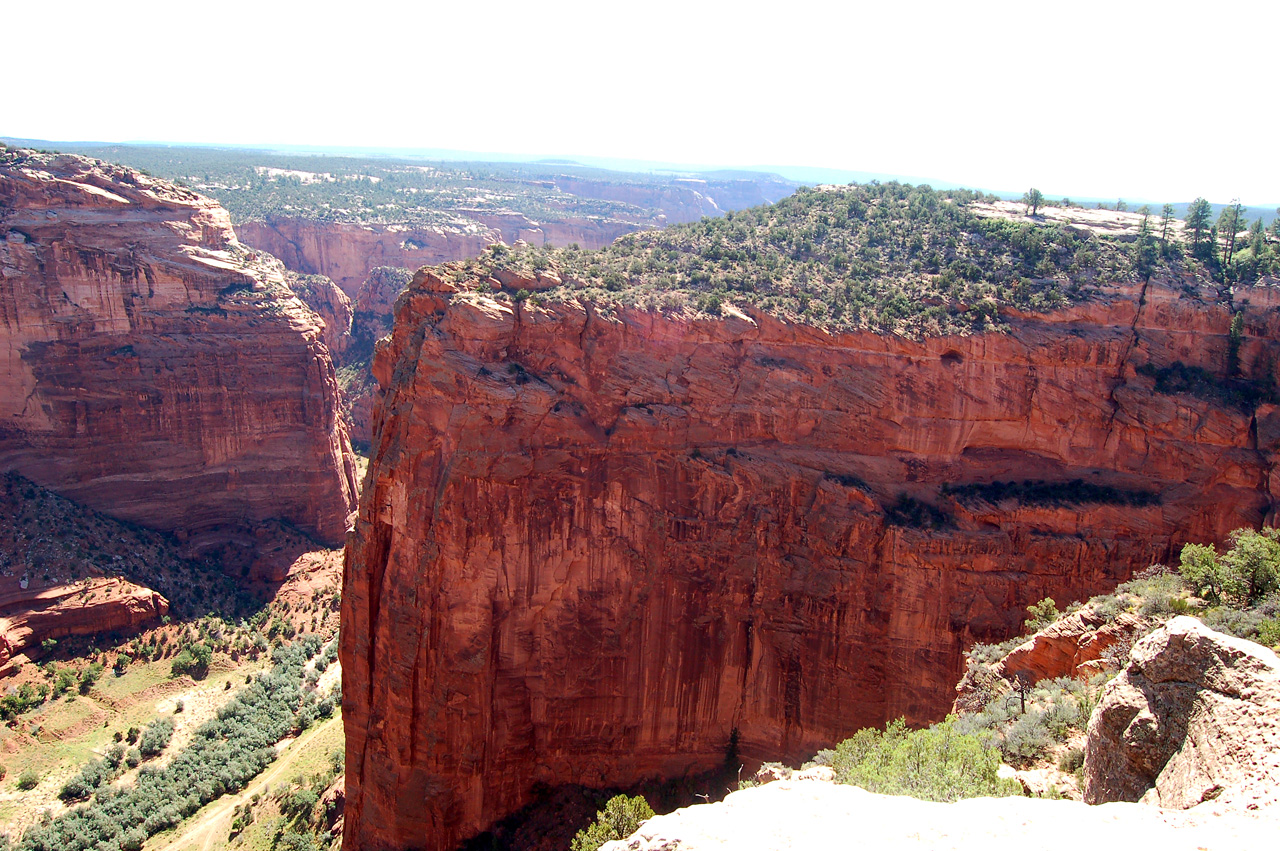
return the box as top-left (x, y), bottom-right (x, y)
top-left (600, 780), bottom-right (1277, 851)
top-left (1084, 616), bottom-right (1280, 811)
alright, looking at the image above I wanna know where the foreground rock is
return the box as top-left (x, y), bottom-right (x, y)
top-left (0, 149), bottom-right (359, 550)
top-left (0, 575), bottom-right (167, 673)
top-left (343, 265), bottom-right (1280, 849)
top-left (602, 780), bottom-right (1275, 851)
top-left (1085, 616), bottom-right (1280, 811)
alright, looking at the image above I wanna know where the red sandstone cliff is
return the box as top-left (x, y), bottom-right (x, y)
top-left (0, 576), bottom-right (168, 674)
top-left (341, 270), bottom-right (1280, 850)
top-left (0, 150), bottom-right (359, 550)
top-left (237, 216), bottom-right (635, 298)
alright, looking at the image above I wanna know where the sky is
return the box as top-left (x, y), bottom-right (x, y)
top-left (7, 0), bottom-right (1279, 205)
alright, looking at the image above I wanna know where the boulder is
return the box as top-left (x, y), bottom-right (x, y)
top-left (1084, 616), bottom-right (1280, 811)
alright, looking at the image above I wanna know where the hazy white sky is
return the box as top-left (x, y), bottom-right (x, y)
top-left (7, 0), bottom-right (1278, 204)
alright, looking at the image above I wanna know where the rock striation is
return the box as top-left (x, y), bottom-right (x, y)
top-left (1084, 616), bottom-right (1280, 811)
top-left (0, 576), bottom-right (168, 674)
top-left (0, 149), bottom-right (359, 550)
top-left (342, 270), bottom-right (1280, 850)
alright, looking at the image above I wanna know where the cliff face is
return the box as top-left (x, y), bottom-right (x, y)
top-left (0, 150), bottom-right (359, 550)
top-left (237, 217), bottom-right (634, 298)
top-left (342, 271), bottom-right (1280, 850)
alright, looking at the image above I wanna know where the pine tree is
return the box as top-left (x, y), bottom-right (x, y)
top-left (1160, 203), bottom-right (1175, 245)
top-left (1184, 198), bottom-right (1213, 255)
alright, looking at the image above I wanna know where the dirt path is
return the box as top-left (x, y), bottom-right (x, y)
top-left (146, 715), bottom-right (341, 851)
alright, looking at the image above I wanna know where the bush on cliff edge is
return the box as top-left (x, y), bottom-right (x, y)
top-left (829, 717), bottom-right (1021, 802)
top-left (570, 794), bottom-right (656, 851)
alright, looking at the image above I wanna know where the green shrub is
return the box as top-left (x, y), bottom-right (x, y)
top-left (1024, 598), bottom-right (1059, 633)
top-left (138, 717), bottom-right (175, 758)
top-left (16, 769), bottom-right (39, 791)
top-left (830, 717), bottom-right (1019, 802)
top-left (1179, 528), bottom-right (1280, 608)
top-left (570, 794), bottom-right (655, 851)
top-left (170, 641), bottom-right (213, 679)
top-left (78, 662), bottom-right (103, 695)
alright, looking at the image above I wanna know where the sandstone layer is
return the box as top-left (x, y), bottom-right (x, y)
top-left (0, 576), bottom-right (168, 673)
top-left (0, 150), bottom-right (359, 550)
top-left (601, 779), bottom-right (1277, 851)
top-left (1084, 616), bottom-right (1280, 811)
top-left (343, 271), bottom-right (1280, 850)
top-left (236, 217), bottom-right (635, 298)
top-left (288, 271), bottom-right (353, 359)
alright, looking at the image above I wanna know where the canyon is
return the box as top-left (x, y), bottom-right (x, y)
top-left (0, 150), bottom-right (359, 553)
top-left (342, 268), bottom-right (1280, 850)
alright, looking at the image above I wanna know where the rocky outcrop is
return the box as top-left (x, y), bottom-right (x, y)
top-left (1084, 616), bottom-right (1280, 811)
top-left (0, 576), bottom-right (168, 673)
top-left (287, 272), bottom-right (353, 358)
top-left (0, 149), bottom-right (359, 550)
top-left (954, 606), bottom-right (1148, 711)
top-left (342, 270), bottom-right (1280, 850)
top-left (601, 780), bottom-right (1276, 851)
top-left (236, 219), bottom-right (498, 297)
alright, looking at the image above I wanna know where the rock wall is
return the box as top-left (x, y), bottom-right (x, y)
top-left (237, 216), bottom-right (635, 298)
top-left (341, 270), bottom-right (1280, 850)
top-left (0, 150), bottom-right (359, 550)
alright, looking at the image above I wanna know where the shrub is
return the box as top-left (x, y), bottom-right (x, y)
top-left (1179, 528), bottom-right (1280, 608)
top-left (830, 717), bottom-right (1019, 802)
top-left (1024, 598), bottom-right (1059, 633)
top-left (1058, 747), bottom-right (1084, 773)
top-left (170, 641), bottom-right (213, 679)
top-left (570, 795), bottom-right (655, 851)
top-left (78, 662), bottom-right (103, 695)
top-left (16, 769), bottom-right (39, 791)
top-left (138, 718), bottom-right (175, 758)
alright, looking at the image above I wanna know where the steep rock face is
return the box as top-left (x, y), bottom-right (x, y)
top-left (236, 219), bottom-right (498, 297)
top-left (0, 576), bottom-right (168, 673)
top-left (1084, 616), bottom-right (1280, 811)
top-left (288, 271), bottom-right (353, 358)
top-left (237, 217), bottom-right (633, 298)
top-left (342, 272), bottom-right (1280, 850)
top-left (0, 150), bottom-right (359, 549)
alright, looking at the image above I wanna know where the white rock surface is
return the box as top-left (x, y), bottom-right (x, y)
top-left (601, 780), bottom-right (1277, 851)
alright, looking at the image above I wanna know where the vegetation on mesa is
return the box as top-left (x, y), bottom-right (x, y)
top-left (0, 142), bottom-right (763, 228)
top-left (444, 183), bottom-right (1280, 337)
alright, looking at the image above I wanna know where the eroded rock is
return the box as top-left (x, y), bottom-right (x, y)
top-left (342, 269), bottom-right (1280, 850)
top-left (0, 149), bottom-right (359, 549)
top-left (1084, 616), bottom-right (1280, 811)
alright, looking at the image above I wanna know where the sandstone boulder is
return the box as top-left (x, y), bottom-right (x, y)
top-left (1084, 616), bottom-right (1280, 811)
